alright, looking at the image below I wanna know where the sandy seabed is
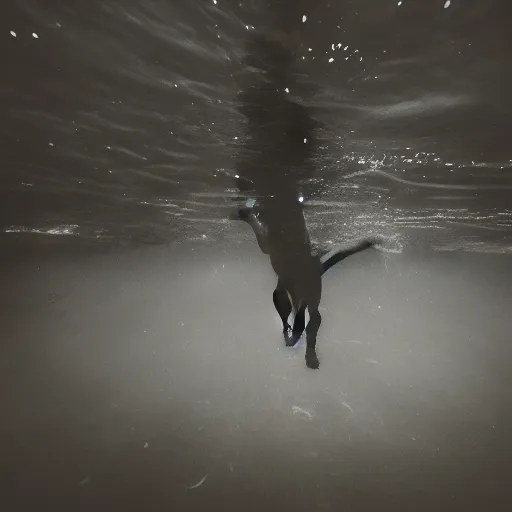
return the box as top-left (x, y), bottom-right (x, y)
top-left (1, 234), bottom-right (511, 512)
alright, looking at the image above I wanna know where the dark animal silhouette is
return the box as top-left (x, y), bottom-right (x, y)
top-left (232, 33), bottom-right (376, 369)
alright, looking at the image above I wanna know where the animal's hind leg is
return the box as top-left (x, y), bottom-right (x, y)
top-left (273, 282), bottom-right (293, 345)
top-left (305, 307), bottom-right (321, 369)
top-left (292, 306), bottom-right (306, 345)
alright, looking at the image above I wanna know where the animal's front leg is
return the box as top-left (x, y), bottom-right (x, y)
top-left (248, 214), bottom-right (270, 255)
top-left (305, 308), bottom-right (321, 369)
top-left (237, 206), bottom-right (270, 255)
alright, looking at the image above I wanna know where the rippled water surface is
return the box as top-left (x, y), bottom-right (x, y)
top-left (2, 0), bottom-right (511, 252)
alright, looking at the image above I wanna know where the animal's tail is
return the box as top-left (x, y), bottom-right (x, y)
top-left (320, 239), bottom-right (378, 276)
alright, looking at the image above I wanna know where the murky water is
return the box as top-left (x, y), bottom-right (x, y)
top-left (2, 0), bottom-right (511, 253)
top-left (2, 2), bottom-right (512, 511)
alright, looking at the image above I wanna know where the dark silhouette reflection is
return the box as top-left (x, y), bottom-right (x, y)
top-left (232, 33), bottom-right (377, 369)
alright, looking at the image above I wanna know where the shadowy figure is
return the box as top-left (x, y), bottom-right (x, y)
top-left (232, 33), bottom-right (376, 369)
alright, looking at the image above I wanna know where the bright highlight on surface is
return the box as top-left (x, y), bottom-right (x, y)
top-left (444, 0), bottom-right (451, 7)
top-left (10, 30), bottom-right (17, 37)
top-left (32, 32), bottom-right (39, 38)
top-left (302, 15), bottom-right (307, 23)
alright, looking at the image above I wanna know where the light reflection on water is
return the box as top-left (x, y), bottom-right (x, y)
top-left (1, 0), bottom-right (510, 254)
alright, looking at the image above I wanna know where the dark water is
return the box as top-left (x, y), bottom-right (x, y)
top-left (1, 1), bottom-right (512, 511)
top-left (1, 0), bottom-right (511, 252)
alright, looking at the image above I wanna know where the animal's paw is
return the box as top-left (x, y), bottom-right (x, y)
top-left (305, 349), bottom-right (320, 370)
top-left (283, 325), bottom-right (295, 347)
